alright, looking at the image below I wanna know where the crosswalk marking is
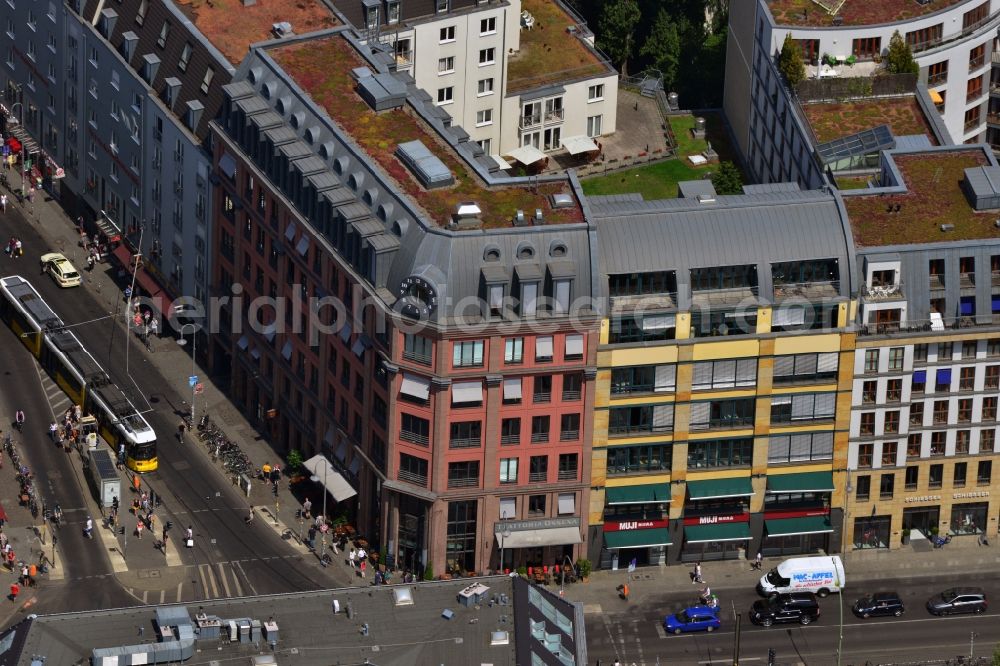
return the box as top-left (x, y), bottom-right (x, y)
top-left (217, 563), bottom-right (232, 598)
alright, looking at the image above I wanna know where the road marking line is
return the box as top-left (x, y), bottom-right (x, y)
top-left (205, 564), bottom-right (220, 598)
top-left (197, 564), bottom-right (211, 599)
top-left (176, 582), bottom-right (183, 602)
top-left (654, 623), bottom-right (667, 639)
top-left (159, 589), bottom-right (165, 604)
top-left (217, 563), bottom-right (232, 598)
top-left (141, 590), bottom-right (148, 604)
top-left (233, 560), bottom-right (257, 596)
top-left (229, 564), bottom-right (244, 598)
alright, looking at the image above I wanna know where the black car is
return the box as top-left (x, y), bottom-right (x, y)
top-left (853, 592), bottom-right (904, 619)
top-left (926, 588), bottom-right (987, 616)
top-left (750, 592), bottom-right (820, 627)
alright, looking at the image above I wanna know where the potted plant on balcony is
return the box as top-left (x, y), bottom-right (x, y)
top-left (846, 54), bottom-right (857, 67)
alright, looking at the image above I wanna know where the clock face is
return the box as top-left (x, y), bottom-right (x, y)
top-left (397, 276), bottom-right (438, 318)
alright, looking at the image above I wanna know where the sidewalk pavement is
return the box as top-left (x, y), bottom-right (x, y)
top-left (562, 537), bottom-right (1000, 612)
top-left (15, 178), bottom-right (356, 588)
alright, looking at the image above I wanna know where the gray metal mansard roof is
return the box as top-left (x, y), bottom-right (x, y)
top-left (591, 188), bottom-right (857, 302)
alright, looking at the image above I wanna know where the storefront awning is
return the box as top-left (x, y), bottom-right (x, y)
top-left (765, 516), bottom-right (834, 537)
top-left (302, 454), bottom-right (357, 503)
top-left (400, 373), bottom-right (430, 401)
top-left (687, 477), bottom-right (754, 500)
top-left (767, 471), bottom-right (834, 494)
top-left (605, 528), bottom-right (672, 549)
top-left (506, 144), bottom-right (547, 165)
top-left (684, 522), bottom-right (752, 544)
top-left (495, 526), bottom-right (583, 549)
top-left (606, 484), bottom-right (670, 505)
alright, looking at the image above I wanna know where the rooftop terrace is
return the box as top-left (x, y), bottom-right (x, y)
top-left (767, 0), bottom-right (968, 27)
top-left (271, 35), bottom-right (583, 228)
top-left (803, 97), bottom-right (937, 144)
top-left (844, 149), bottom-right (995, 247)
top-left (506, 0), bottom-right (612, 94)
top-left (176, 0), bottom-right (339, 65)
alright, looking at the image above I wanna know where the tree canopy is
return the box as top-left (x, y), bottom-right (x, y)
top-left (777, 34), bottom-right (806, 87)
top-left (885, 30), bottom-right (919, 75)
top-left (711, 161), bottom-right (744, 195)
top-left (639, 9), bottom-right (683, 90)
top-left (597, 0), bottom-right (642, 76)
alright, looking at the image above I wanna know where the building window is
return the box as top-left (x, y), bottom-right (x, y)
top-left (914, 344), bottom-right (929, 363)
top-left (687, 438), bottom-right (753, 468)
top-left (436, 86), bottom-right (453, 105)
top-left (864, 349), bottom-right (879, 373)
top-left (504, 337), bottom-right (524, 364)
top-left (532, 375), bottom-right (551, 403)
top-left (852, 36), bottom-right (881, 59)
top-left (476, 138), bottom-right (492, 154)
top-left (446, 500), bottom-right (477, 572)
top-left (609, 404), bottom-right (673, 435)
top-left (439, 25), bottom-right (455, 42)
top-left (478, 47), bottom-right (495, 65)
top-left (930, 431), bottom-right (946, 456)
top-left (978, 461), bottom-right (992, 485)
top-left (531, 415), bottom-right (550, 443)
top-left (887, 347), bottom-right (904, 371)
top-left (954, 462), bottom-right (968, 487)
top-left (884, 410), bottom-right (900, 434)
top-left (364, 4), bottom-right (379, 28)
top-left (480, 16), bottom-right (496, 34)
top-left (905, 465), bottom-right (918, 491)
top-left (986, 365), bottom-right (999, 389)
top-left (927, 463), bottom-right (943, 489)
top-left (691, 358), bottom-right (757, 390)
top-left (387, 0), bottom-right (400, 23)
top-left (559, 413), bottom-right (580, 441)
top-left (436, 0), bottom-right (449, 12)
top-left (963, 2), bottom-right (989, 30)
top-left (855, 475), bottom-right (871, 500)
top-left (859, 412), bottom-right (875, 436)
top-left (449, 421), bottom-right (482, 449)
top-left (691, 398), bottom-right (755, 430)
top-left (611, 365), bottom-right (675, 394)
top-left (886, 379), bottom-right (902, 402)
top-left (969, 43), bottom-right (987, 71)
top-left (588, 84), bottom-right (604, 101)
top-left (857, 443), bottom-right (874, 468)
top-left (535, 336), bottom-right (553, 362)
top-left (476, 109), bottom-right (493, 126)
top-left (452, 340), bottom-right (484, 367)
top-left (981, 429), bottom-right (995, 452)
top-left (201, 68), bottom-right (214, 94)
top-left (880, 441), bottom-right (897, 466)
top-left (179, 43), bottom-right (192, 72)
top-left (770, 393), bottom-right (836, 423)
top-left (438, 56), bottom-right (455, 74)
top-left (157, 21), bottom-right (170, 48)
top-left (400, 413), bottom-right (429, 446)
top-left (606, 444), bottom-right (672, 475)
top-left (398, 453), bottom-right (428, 486)
top-left (529, 456), bottom-right (548, 483)
top-left (904, 23), bottom-right (942, 52)
top-left (956, 429), bottom-right (971, 454)
top-left (137, 0), bottom-right (148, 24)
top-left (447, 461), bottom-right (480, 488)
top-left (501, 418), bottom-right (521, 445)
top-left (910, 403), bottom-right (924, 426)
top-left (958, 398), bottom-right (973, 422)
top-left (767, 432), bottom-right (834, 463)
top-left (879, 473), bottom-right (894, 499)
top-left (587, 114), bottom-right (602, 138)
top-left (403, 334), bottom-right (432, 365)
top-left (477, 78), bottom-right (494, 95)
top-left (528, 495), bottom-right (545, 516)
top-left (499, 457), bottom-right (518, 484)
top-left (773, 352), bottom-right (838, 383)
top-left (558, 453), bottom-right (578, 480)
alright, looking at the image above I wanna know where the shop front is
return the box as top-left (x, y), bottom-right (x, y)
top-left (681, 477), bottom-right (754, 562)
top-left (494, 517), bottom-right (583, 576)
top-left (762, 471), bottom-right (835, 556)
top-left (853, 514), bottom-right (891, 549)
top-left (902, 505), bottom-right (940, 539)
top-left (950, 500), bottom-right (988, 537)
top-left (600, 483), bottom-right (670, 569)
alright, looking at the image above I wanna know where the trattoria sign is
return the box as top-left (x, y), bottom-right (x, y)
top-left (603, 518), bottom-right (670, 532)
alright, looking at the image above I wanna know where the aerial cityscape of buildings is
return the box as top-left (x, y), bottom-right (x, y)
top-left (3, 0), bottom-right (1000, 661)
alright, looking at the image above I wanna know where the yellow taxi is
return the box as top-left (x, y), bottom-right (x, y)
top-left (40, 252), bottom-right (82, 288)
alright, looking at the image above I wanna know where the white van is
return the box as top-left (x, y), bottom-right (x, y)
top-left (757, 555), bottom-right (845, 598)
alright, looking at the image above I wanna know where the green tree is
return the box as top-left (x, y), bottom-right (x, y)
top-left (423, 563), bottom-right (434, 581)
top-left (597, 0), bottom-right (642, 76)
top-left (885, 30), bottom-right (918, 74)
top-left (777, 34), bottom-right (806, 87)
top-left (286, 449), bottom-right (303, 475)
top-left (711, 161), bottom-right (744, 195)
top-left (640, 9), bottom-right (682, 89)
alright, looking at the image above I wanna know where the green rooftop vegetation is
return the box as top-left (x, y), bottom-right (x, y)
top-left (271, 36), bottom-right (582, 228)
top-left (506, 0), bottom-right (612, 94)
top-left (844, 150), bottom-right (995, 247)
top-left (803, 98), bottom-right (936, 144)
top-left (767, 0), bottom-right (966, 27)
top-left (176, 0), bottom-right (338, 65)
top-left (581, 113), bottom-right (737, 200)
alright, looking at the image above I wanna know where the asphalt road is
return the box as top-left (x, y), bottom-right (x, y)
top-left (0, 202), bottom-right (332, 611)
top-left (588, 571), bottom-right (1000, 665)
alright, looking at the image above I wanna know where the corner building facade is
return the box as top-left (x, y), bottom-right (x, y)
top-left (209, 28), bottom-right (598, 577)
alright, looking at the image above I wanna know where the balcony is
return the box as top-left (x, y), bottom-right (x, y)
top-left (970, 55), bottom-right (987, 72)
top-left (449, 437), bottom-right (481, 449)
top-left (398, 469), bottom-right (428, 487)
top-left (533, 392), bottom-right (551, 404)
top-left (520, 113), bottom-right (543, 130)
top-left (400, 429), bottom-right (429, 446)
top-left (529, 471), bottom-right (548, 483)
top-left (558, 468), bottom-right (578, 481)
top-left (394, 50), bottom-right (413, 68)
top-left (609, 291), bottom-right (678, 311)
top-left (402, 349), bottom-right (432, 365)
top-left (559, 429), bottom-right (579, 441)
top-left (544, 107), bottom-right (565, 123)
top-left (562, 390), bottom-right (581, 401)
top-left (992, 270), bottom-right (1000, 285)
top-left (861, 283), bottom-right (906, 303)
top-left (928, 72), bottom-right (948, 87)
top-left (501, 433), bottom-right (520, 445)
top-left (447, 477), bottom-right (479, 489)
top-left (772, 280), bottom-right (840, 301)
top-left (531, 431), bottom-right (550, 443)
top-left (960, 271), bottom-right (976, 288)
top-left (965, 116), bottom-right (983, 132)
top-left (691, 285), bottom-right (759, 308)
top-left (928, 274), bottom-right (946, 290)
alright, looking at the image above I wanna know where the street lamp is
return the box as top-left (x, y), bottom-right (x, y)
top-left (499, 518), bottom-right (512, 574)
top-left (177, 323), bottom-right (196, 424)
top-left (311, 461), bottom-right (329, 562)
top-left (6, 86), bottom-right (25, 199)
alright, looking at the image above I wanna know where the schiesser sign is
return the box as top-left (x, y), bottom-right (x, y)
top-left (603, 518), bottom-right (670, 532)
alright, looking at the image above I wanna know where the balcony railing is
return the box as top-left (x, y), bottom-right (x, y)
top-left (609, 291), bottom-right (678, 311)
top-left (400, 430), bottom-right (429, 446)
top-left (449, 437), bottom-right (481, 449)
top-left (562, 390), bottom-right (581, 401)
top-left (857, 313), bottom-right (1000, 337)
top-left (501, 433), bottom-right (520, 445)
top-left (772, 280), bottom-right (840, 301)
top-left (558, 468), bottom-right (578, 481)
top-left (970, 55), bottom-right (987, 72)
top-left (911, 9), bottom-right (1000, 56)
top-left (544, 108), bottom-right (565, 123)
top-left (559, 429), bottom-right (579, 441)
top-left (529, 471), bottom-right (548, 483)
top-left (520, 113), bottom-right (543, 130)
top-left (531, 431), bottom-right (550, 443)
top-left (965, 117), bottom-right (982, 132)
top-left (862, 282), bottom-right (905, 301)
top-left (394, 50), bottom-right (413, 67)
top-left (402, 349), bottom-right (432, 365)
top-left (447, 477), bottom-right (479, 489)
top-left (928, 72), bottom-right (948, 86)
top-left (533, 392), bottom-right (551, 404)
top-left (691, 285), bottom-right (759, 307)
top-left (398, 470), bottom-right (428, 487)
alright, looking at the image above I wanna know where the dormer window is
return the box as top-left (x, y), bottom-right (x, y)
top-left (387, 0), bottom-right (400, 24)
top-left (436, 0), bottom-right (449, 13)
top-left (157, 21), bottom-right (170, 49)
top-left (363, 0), bottom-right (379, 28)
top-left (178, 43), bottom-right (192, 72)
top-left (521, 282), bottom-right (538, 316)
top-left (553, 279), bottom-right (571, 314)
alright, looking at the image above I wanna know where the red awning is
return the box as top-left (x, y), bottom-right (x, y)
top-left (111, 245), bottom-right (172, 319)
top-left (5, 137), bottom-right (20, 153)
top-left (111, 244), bottom-right (135, 271)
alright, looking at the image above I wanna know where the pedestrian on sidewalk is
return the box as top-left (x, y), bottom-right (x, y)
top-left (9, 582), bottom-right (18, 601)
top-left (246, 506), bottom-right (254, 525)
top-left (349, 547), bottom-right (356, 569)
top-left (1, 194), bottom-right (7, 213)
top-left (149, 319), bottom-right (158, 339)
top-left (14, 238), bottom-right (21, 258)
top-left (692, 562), bottom-right (703, 584)
top-left (135, 520), bottom-right (144, 540)
top-left (132, 474), bottom-right (141, 494)
top-left (123, 286), bottom-right (132, 302)
top-left (302, 498), bottom-right (312, 520)
top-left (752, 551), bottom-right (763, 571)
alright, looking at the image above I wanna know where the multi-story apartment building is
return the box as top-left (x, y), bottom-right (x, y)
top-left (585, 185), bottom-right (856, 567)
top-left (211, 27), bottom-right (598, 577)
top-left (726, 0), bottom-right (999, 185)
top-left (331, 0), bottom-right (617, 160)
top-left (0, 0), bottom-right (337, 319)
top-left (844, 143), bottom-right (1000, 550)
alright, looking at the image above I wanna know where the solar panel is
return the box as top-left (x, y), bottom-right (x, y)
top-left (816, 124), bottom-right (894, 164)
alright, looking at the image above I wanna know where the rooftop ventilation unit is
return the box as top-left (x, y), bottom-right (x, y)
top-left (513, 210), bottom-right (527, 226)
top-left (940, 224), bottom-right (955, 232)
top-left (696, 194), bottom-right (716, 204)
top-left (533, 208), bottom-right (544, 225)
top-left (452, 202), bottom-right (482, 229)
top-left (357, 72), bottom-right (407, 111)
top-left (272, 22), bottom-right (293, 37)
top-left (491, 630), bottom-right (510, 646)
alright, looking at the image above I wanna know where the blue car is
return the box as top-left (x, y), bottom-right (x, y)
top-left (664, 605), bottom-right (722, 635)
